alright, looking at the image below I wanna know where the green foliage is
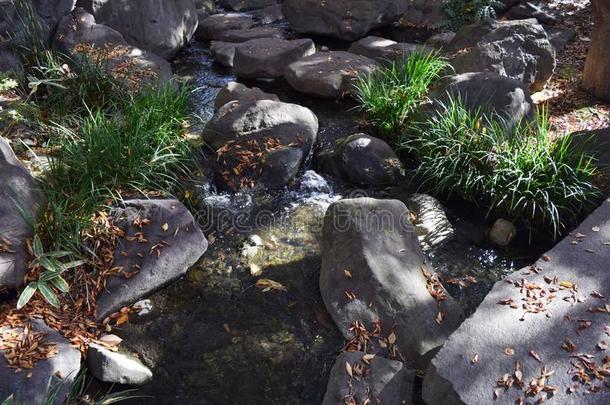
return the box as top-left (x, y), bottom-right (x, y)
top-left (17, 234), bottom-right (85, 309)
top-left (66, 366), bottom-right (145, 405)
top-left (402, 98), bottom-right (602, 237)
top-left (354, 51), bottom-right (448, 140)
top-left (444, 0), bottom-right (505, 28)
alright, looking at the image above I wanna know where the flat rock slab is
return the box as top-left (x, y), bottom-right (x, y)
top-left (322, 351), bottom-right (415, 405)
top-left (348, 36), bottom-right (425, 64)
top-left (214, 81), bottom-right (279, 111)
top-left (0, 320), bottom-right (81, 404)
top-left (96, 199), bottom-right (207, 319)
top-left (423, 197), bottom-right (610, 404)
top-left (320, 198), bottom-right (464, 368)
top-left (196, 13), bottom-right (253, 40)
top-left (215, 26), bottom-right (283, 43)
top-left (285, 51), bottom-right (378, 99)
top-left (87, 343), bottom-right (152, 386)
top-left (210, 41), bottom-right (237, 67)
top-left (233, 38), bottom-right (315, 79)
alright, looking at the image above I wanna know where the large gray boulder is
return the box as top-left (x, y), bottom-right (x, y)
top-left (447, 19), bottom-right (556, 92)
top-left (282, 0), bottom-right (406, 41)
top-left (423, 197), bottom-right (610, 404)
top-left (87, 344), bottom-right (153, 386)
top-left (348, 36), bottom-right (424, 64)
top-left (285, 51), bottom-right (378, 99)
top-left (214, 81), bottom-right (279, 111)
top-left (0, 138), bottom-right (45, 290)
top-left (0, 320), bottom-right (81, 405)
top-left (53, 8), bottom-right (172, 90)
top-left (96, 199), bottom-right (207, 319)
top-left (0, 0), bottom-right (75, 39)
top-left (430, 72), bottom-right (535, 129)
top-left (195, 13), bottom-right (253, 41)
top-left (76, 0), bottom-right (198, 60)
top-left (320, 198), bottom-right (464, 368)
top-left (316, 133), bottom-right (403, 186)
top-left (322, 351), bottom-right (415, 405)
top-left (220, 0), bottom-right (275, 11)
top-left (202, 99), bottom-right (318, 191)
top-left (405, 193), bottom-right (454, 251)
top-left (233, 38), bottom-right (315, 79)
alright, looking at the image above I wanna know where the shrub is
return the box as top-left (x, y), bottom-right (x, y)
top-left (402, 98), bottom-right (602, 237)
top-left (444, 0), bottom-right (505, 28)
top-left (354, 51), bottom-right (448, 140)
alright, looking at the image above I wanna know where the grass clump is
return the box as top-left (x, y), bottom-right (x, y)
top-left (402, 98), bottom-right (602, 237)
top-left (354, 51), bottom-right (448, 140)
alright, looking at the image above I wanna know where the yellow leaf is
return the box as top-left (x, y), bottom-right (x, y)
top-left (162, 223), bottom-right (169, 232)
top-left (343, 269), bottom-right (352, 278)
top-left (560, 281), bottom-right (574, 289)
top-left (255, 279), bottom-right (287, 292)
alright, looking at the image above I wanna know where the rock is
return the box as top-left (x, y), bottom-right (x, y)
top-left (282, 0), bottom-right (406, 41)
top-left (0, 138), bottom-right (45, 290)
top-left (489, 218), bottom-right (516, 247)
top-left (545, 27), bottom-right (575, 52)
top-left (76, 0), bottom-right (198, 60)
top-left (214, 81), bottom-right (279, 111)
top-left (423, 198), bottom-right (610, 404)
top-left (567, 127), bottom-right (610, 175)
top-left (285, 51), bottom-right (378, 99)
top-left (505, 1), bottom-right (559, 26)
top-left (233, 38), bottom-right (315, 79)
top-left (425, 32), bottom-right (456, 51)
top-left (398, 0), bottom-right (449, 28)
top-left (322, 351), bottom-right (415, 405)
top-left (0, 43), bottom-right (22, 77)
top-left (194, 0), bottom-right (216, 16)
top-left (316, 133), bottom-right (403, 186)
top-left (430, 72), bottom-right (535, 129)
top-left (33, 0), bottom-right (76, 32)
top-left (251, 4), bottom-right (284, 24)
top-left (96, 199), bottom-right (207, 319)
top-left (447, 19), bottom-right (556, 92)
top-left (220, 0), bottom-right (275, 11)
top-left (348, 36), bottom-right (425, 64)
top-left (0, 0), bottom-right (75, 37)
top-left (320, 198), bottom-right (464, 367)
top-left (0, 320), bottom-right (81, 404)
top-left (87, 344), bottom-right (153, 386)
top-left (53, 8), bottom-right (172, 90)
top-left (405, 194), bottom-right (454, 251)
top-left (195, 13), bottom-right (253, 41)
top-left (203, 100), bottom-right (318, 191)
top-left (210, 41), bottom-right (237, 68)
top-left (215, 26), bottom-right (283, 43)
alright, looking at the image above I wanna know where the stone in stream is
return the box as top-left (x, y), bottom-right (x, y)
top-left (96, 199), bottom-right (208, 319)
top-left (215, 26), bottom-right (284, 43)
top-left (405, 193), bottom-right (455, 251)
top-left (75, 0), bottom-right (198, 60)
top-left (348, 36), bottom-right (427, 64)
top-left (0, 137), bottom-right (46, 290)
top-left (446, 18), bottom-right (556, 92)
top-left (0, 319), bottom-right (81, 405)
top-left (316, 133), bottom-right (404, 187)
top-left (196, 13), bottom-right (253, 40)
top-left (214, 81), bottom-right (279, 111)
top-left (489, 218), bottom-right (517, 247)
top-left (321, 351), bottom-right (415, 405)
top-left (233, 38), bottom-right (315, 79)
top-left (423, 197), bottom-right (610, 404)
top-left (320, 198), bottom-right (464, 368)
top-left (282, 0), bottom-right (406, 41)
top-left (202, 99), bottom-right (318, 191)
top-left (210, 41), bottom-right (238, 68)
top-left (251, 3), bottom-right (284, 25)
top-left (194, 0), bottom-right (216, 17)
top-left (53, 8), bottom-right (173, 90)
top-left (429, 72), bottom-right (535, 129)
top-left (220, 0), bottom-right (276, 12)
top-left (87, 343), bottom-right (153, 386)
top-left (285, 51), bottom-right (378, 99)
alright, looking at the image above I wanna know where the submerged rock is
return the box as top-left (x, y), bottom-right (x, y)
top-left (233, 38), bottom-right (315, 79)
top-left (87, 344), bottom-right (153, 386)
top-left (214, 81), bottom-right (279, 111)
top-left (0, 137), bottom-right (45, 290)
top-left (320, 198), bottom-right (464, 367)
top-left (96, 199), bottom-right (207, 319)
top-left (405, 193), bottom-right (454, 251)
top-left (322, 351), bottom-right (415, 405)
top-left (489, 218), bottom-right (516, 247)
top-left (0, 320), bottom-right (81, 405)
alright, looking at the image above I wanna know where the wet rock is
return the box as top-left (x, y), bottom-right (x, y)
top-left (405, 194), bottom-right (454, 251)
top-left (505, 1), bottom-right (559, 26)
top-left (53, 8), bottom-right (172, 90)
top-left (251, 4), bottom-right (284, 24)
top-left (214, 81), bottom-right (279, 111)
top-left (430, 72), bottom-right (535, 129)
top-left (285, 51), bottom-right (378, 99)
top-left (489, 218), bottom-right (516, 247)
top-left (202, 99), bottom-right (318, 191)
top-left (282, 0), bottom-right (406, 41)
top-left (447, 19), bottom-right (556, 92)
top-left (233, 38), bottom-right (315, 79)
top-left (348, 36), bottom-right (425, 64)
top-left (196, 13), bottom-right (253, 40)
top-left (210, 41), bottom-right (237, 68)
top-left (0, 320), bottom-right (81, 405)
top-left (87, 344), bottom-right (153, 386)
top-left (194, 0), bottom-right (216, 16)
top-left (0, 137), bottom-right (45, 290)
top-left (423, 198), bottom-right (610, 404)
top-left (320, 198), bottom-right (464, 367)
top-left (220, 0), bottom-right (276, 11)
top-left (216, 26), bottom-right (283, 43)
top-left (76, 0), bottom-right (198, 60)
top-left (316, 133), bottom-right (403, 186)
top-left (96, 199), bottom-right (208, 319)
top-left (322, 351), bottom-right (415, 405)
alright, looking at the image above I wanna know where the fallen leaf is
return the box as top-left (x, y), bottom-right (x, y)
top-left (161, 223), bottom-right (169, 232)
top-left (529, 350), bottom-right (542, 363)
top-left (471, 353), bottom-right (478, 364)
top-left (345, 361), bottom-right (353, 377)
top-left (504, 347), bottom-right (515, 356)
top-left (388, 332), bottom-right (397, 345)
top-left (255, 279), bottom-right (287, 292)
top-left (343, 269), bottom-right (352, 278)
top-left (98, 334), bottom-right (122, 347)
